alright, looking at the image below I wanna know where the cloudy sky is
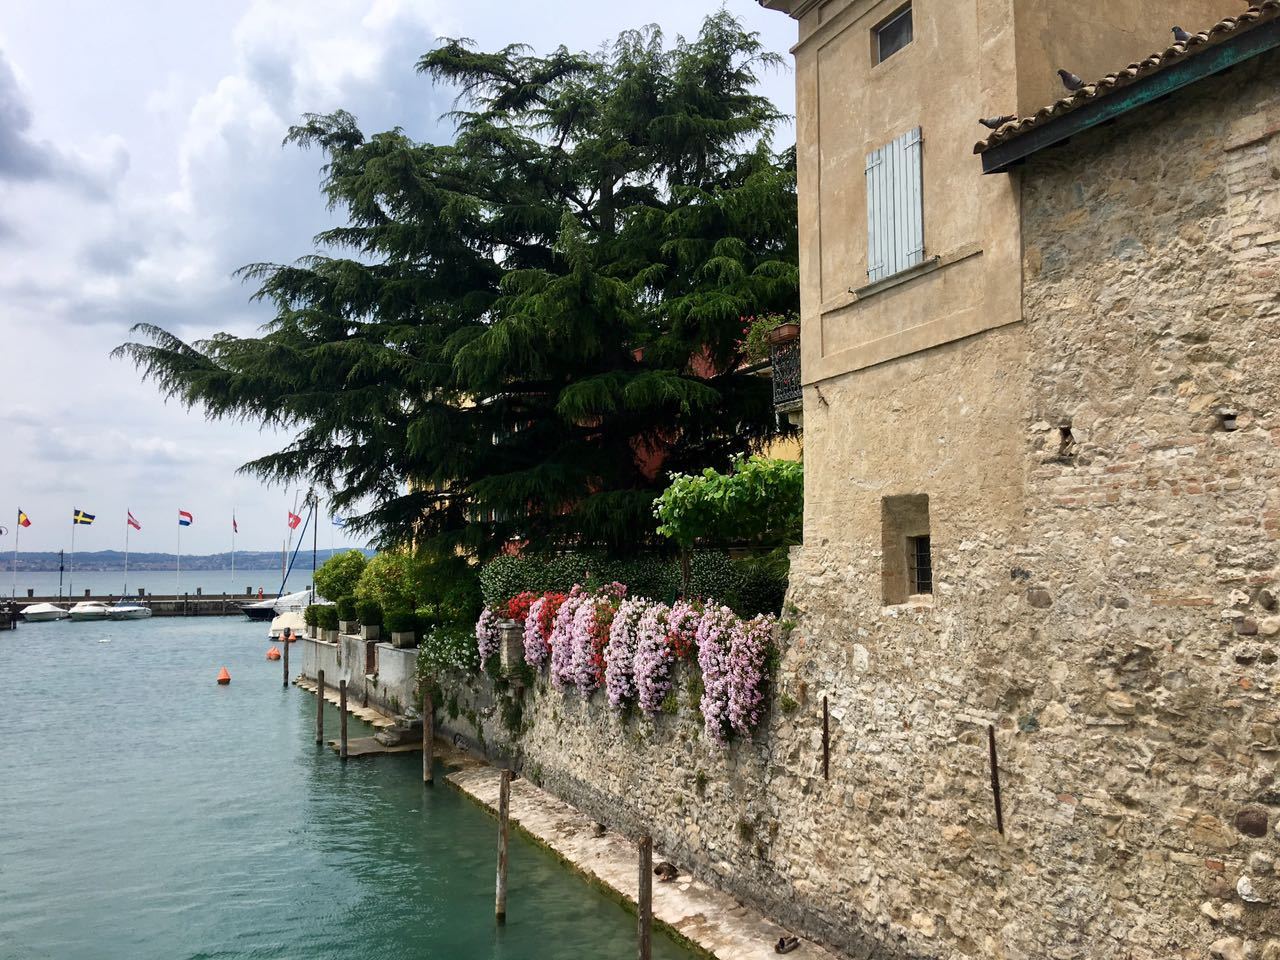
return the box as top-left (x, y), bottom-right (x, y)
top-left (0, 0), bottom-right (795, 555)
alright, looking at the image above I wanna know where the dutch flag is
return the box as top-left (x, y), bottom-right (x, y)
top-left (178, 510), bottom-right (193, 527)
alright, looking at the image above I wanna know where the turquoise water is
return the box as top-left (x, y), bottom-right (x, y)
top-left (0, 618), bottom-right (696, 960)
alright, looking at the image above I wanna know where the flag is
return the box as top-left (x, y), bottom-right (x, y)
top-left (73, 509), bottom-right (95, 525)
top-left (332, 516), bottom-right (348, 528)
top-left (17, 509), bottom-right (31, 528)
top-left (178, 510), bottom-right (193, 527)
top-left (287, 511), bottom-right (302, 530)
top-left (127, 511), bottom-right (141, 531)
top-left (232, 515), bottom-right (239, 534)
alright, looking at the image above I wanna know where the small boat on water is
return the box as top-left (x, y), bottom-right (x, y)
top-left (68, 601), bottom-right (112, 621)
top-left (268, 611), bottom-right (306, 640)
top-left (21, 602), bottom-right (70, 622)
top-left (107, 601), bottom-right (153, 621)
top-left (242, 589), bottom-right (324, 621)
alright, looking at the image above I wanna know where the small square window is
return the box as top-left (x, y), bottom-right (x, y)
top-left (874, 5), bottom-right (913, 65)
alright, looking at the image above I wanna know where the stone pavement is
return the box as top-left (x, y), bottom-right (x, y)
top-left (294, 675), bottom-right (395, 729)
top-left (448, 765), bottom-right (841, 960)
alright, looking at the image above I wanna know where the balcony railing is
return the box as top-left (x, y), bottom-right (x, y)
top-left (769, 336), bottom-right (801, 409)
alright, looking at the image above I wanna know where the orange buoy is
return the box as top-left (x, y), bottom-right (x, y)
top-left (266, 647), bottom-right (281, 661)
top-left (217, 667), bottom-right (231, 685)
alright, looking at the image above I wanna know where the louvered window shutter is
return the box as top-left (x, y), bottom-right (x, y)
top-left (865, 127), bottom-right (924, 283)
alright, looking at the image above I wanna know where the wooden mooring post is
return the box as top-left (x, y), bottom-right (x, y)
top-left (422, 685), bottom-right (434, 785)
top-left (495, 770), bottom-right (511, 922)
top-left (315, 669), bottom-right (325, 745)
top-left (637, 834), bottom-right (653, 960)
top-left (339, 680), bottom-right (349, 762)
top-left (282, 634), bottom-right (289, 688)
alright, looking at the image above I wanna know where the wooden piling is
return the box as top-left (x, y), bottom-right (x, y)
top-left (422, 685), bottom-right (434, 785)
top-left (637, 834), bottom-right (653, 960)
top-left (282, 632), bottom-right (289, 688)
top-left (495, 769), bottom-right (511, 922)
top-left (987, 724), bottom-right (1005, 835)
top-left (316, 669), bottom-right (325, 745)
top-left (339, 680), bottom-right (349, 761)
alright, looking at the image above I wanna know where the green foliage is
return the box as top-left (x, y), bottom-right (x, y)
top-left (303, 604), bottom-right (323, 628)
top-left (355, 598), bottom-right (383, 627)
top-left (314, 550), bottom-right (367, 603)
top-left (780, 693), bottom-right (798, 715)
top-left (335, 596), bottom-right (357, 621)
top-left (726, 548), bottom-right (790, 617)
top-left (354, 549), bottom-right (482, 628)
top-left (114, 12), bottom-right (797, 557)
top-left (384, 609), bottom-right (417, 634)
top-left (654, 456), bottom-right (803, 548)
top-left (316, 605), bottom-right (339, 630)
top-left (740, 313), bottom-right (797, 364)
top-left (354, 553), bottom-right (418, 612)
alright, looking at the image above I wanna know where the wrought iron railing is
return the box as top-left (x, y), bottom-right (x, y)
top-left (770, 337), bottom-right (801, 408)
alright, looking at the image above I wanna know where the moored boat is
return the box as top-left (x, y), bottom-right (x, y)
top-left (68, 601), bottom-right (112, 621)
top-left (107, 601), bottom-right (153, 620)
top-left (21, 602), bottom-right (70, 622)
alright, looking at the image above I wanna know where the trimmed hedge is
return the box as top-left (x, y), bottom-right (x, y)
top-left (303, 604), bottom-right (323, 627)
top-left (355, 599), bottom-right (383, 626)
top-left (478, 550), bottom-right (788, 617)
top-left (316, 605), bottom-right (339, 630)
top-left (384, 609), bottom-right (417, 635)
top-left (335, 596), bottom-right (357, 621)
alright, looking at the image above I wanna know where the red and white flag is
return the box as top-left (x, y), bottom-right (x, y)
top-left (287, 511), bottom-right (302, 530)
top-left (178, 510), bottom-right (193, 527)
top-left (127, 511), bottom-right (141, 531)
top-left (232, 515), bottom-right (239, 534)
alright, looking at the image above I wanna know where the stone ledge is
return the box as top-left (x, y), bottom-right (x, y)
top-left (447, 765), bottom-right (842, 960)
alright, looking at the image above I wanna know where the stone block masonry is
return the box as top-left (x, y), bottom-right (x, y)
top-left (439, 51), bottom-right (1280, 960)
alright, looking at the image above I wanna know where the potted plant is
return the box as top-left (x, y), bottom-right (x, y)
top-left (303, 604), bottom-right (324, 640)
top-left (356, 599), bottom-right (383, 641)
top-left (385, 608), bottom-right (417, 649)
top-left (317, 605), bottom-right (340, 642)
top-left (336, 596), bottom-right (357, 635)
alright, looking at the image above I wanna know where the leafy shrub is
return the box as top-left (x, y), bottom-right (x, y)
top-left (384, 609), bottom-right (417, 635)
top-left (654, 456), bottom-right (803, 548)
top-left (316, 605), bottom-right (339, 630)
top-left (355, 599), bottom-right (383, 626)
top-left (740, 312), bottom-right (797, 364)
top-left (303, 604), bottom-right (323, 628)
top-left (335, 596), bottom-right (358, 621)
top-left (354, 552), bottom-right (418, 612)
top-left (726, 549), bottom-right (790, 617)
top-left (314, 550), bottom-right (367, 603)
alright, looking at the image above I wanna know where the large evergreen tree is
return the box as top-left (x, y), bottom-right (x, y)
top-left (116, 13), bottom-right (798, 556)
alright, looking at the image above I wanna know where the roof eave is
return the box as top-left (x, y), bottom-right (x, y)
top-left (980, 17), bottom-right (1280, 175)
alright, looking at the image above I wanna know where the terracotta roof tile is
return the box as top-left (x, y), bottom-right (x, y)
top-left (974, 1), bottom-right (1280, 154)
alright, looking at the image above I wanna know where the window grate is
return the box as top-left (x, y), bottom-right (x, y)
top-left (908, 535), bottom-right (932, 595)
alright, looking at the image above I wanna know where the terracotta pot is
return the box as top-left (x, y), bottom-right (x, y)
top-left (765, 322), bottom-right (800, 345)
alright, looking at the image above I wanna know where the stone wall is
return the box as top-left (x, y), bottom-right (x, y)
top-left (439, 53), bottom-right (1280, 960)
top-left (301, 634), bottom-right (418, 717)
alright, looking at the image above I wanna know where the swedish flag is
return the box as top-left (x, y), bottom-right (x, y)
top-left (73, 509), bottom-right (95, 525)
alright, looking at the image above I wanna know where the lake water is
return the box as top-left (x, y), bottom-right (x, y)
top-left (0, 617), bottom-right (696, 960)
top-left (9, 568), bottom-right (316, 600)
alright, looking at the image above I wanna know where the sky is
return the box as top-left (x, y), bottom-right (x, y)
top-left (0, 0), bottom-right (796, 555)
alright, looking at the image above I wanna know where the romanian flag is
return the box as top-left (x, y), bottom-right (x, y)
top-left (73, 509), bottom-right (95, 525)
top-left (127, 511), bottom-right (141, 531)
top-left (178, 510), bottom-right (193, 527)
top-left (17, 509), bottom-right (31, 528)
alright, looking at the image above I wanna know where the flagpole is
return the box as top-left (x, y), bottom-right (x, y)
top-left (12, 512), bottom-right (19, 599)
top-left (176, 520), bottom-right (182, 598)
top-left (231, 512), bottom-right (236, 593)
top-left (70, 516), bottom-right (76, 599)
top-left (123, 511), bottom-right (130, 598)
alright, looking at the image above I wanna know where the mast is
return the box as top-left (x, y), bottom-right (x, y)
top-left (69, 515), bottom-right (76, 599)
top-left (310, 490), bottom-right (318, 604)
top-left (10, 512), bottom-right (18, 600)
top-left (123, 510), bottom-right (130, 598)
top-left (58, 550), bottom-right (64, 599)
top-left (231, 511), bottom-right (236, 592)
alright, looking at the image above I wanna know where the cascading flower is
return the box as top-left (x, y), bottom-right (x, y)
top-left (522, 592), bottom-right (566, 668)
top-left (569, 595), bottom-right (604, 695)
top-left (605, 598), bottom-right (646, 708)
top-left (666, 600), bottom-right (701, 661)
top-left (475, 607), bottom-right (501, 662)
top-left (727, 614), bottom-right (774, 736)
top-left (633, 601), bottom-right (674, 715)
top-left (549, 587), bottom-right (587, 688)
top-left (500, 591), bottom-right (538, 623)
top-left (695, 604), bottom-right (738, 744)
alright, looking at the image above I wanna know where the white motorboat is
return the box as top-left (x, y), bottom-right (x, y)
top-left (21, 602), bottom-right (70, 622)
top-left (107, 601), bottom-right (153, 621)
top-left (242, 589), bottom-right (327, 621)
top-left (268, 611), bottom-right (306, 640)
top-left (68, 601), bottom-right (112, 621)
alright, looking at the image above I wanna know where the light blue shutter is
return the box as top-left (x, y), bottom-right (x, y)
top-left (865, 127), bottom-right (924, 283)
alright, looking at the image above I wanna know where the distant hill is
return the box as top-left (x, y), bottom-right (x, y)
top-left (9, 549), bottom-right (374, 572)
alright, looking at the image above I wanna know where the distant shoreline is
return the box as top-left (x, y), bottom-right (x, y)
top-left (8, 548), bottom-right (372, 573)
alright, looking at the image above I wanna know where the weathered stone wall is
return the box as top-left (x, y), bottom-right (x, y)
top-left (439, 52), bottom-right (1280, 960)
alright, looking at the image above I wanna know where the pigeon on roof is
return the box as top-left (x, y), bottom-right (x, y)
top-left (1057, 69), bottom-right (1085, 92)
top-left (979, 114), bottom-right (1018, 130)
top-left (1172, 26), bottom-right (1192, 43)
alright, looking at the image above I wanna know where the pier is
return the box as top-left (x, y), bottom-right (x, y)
top-left (14, 592), bottom-right (258, 618)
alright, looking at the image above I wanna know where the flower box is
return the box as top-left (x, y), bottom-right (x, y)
top-left (339, 620), bottom-right (356, 635)
top-left (765, 321), bottom-right (800, 345)
top-left (391, 631), bottom-right (416, 649)
top-left (498, 620), bottom-right (525, 674)
top-left (324, 628), bottom-right (340, 643)
top-left (360, 624), bottom-right (381, 641)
